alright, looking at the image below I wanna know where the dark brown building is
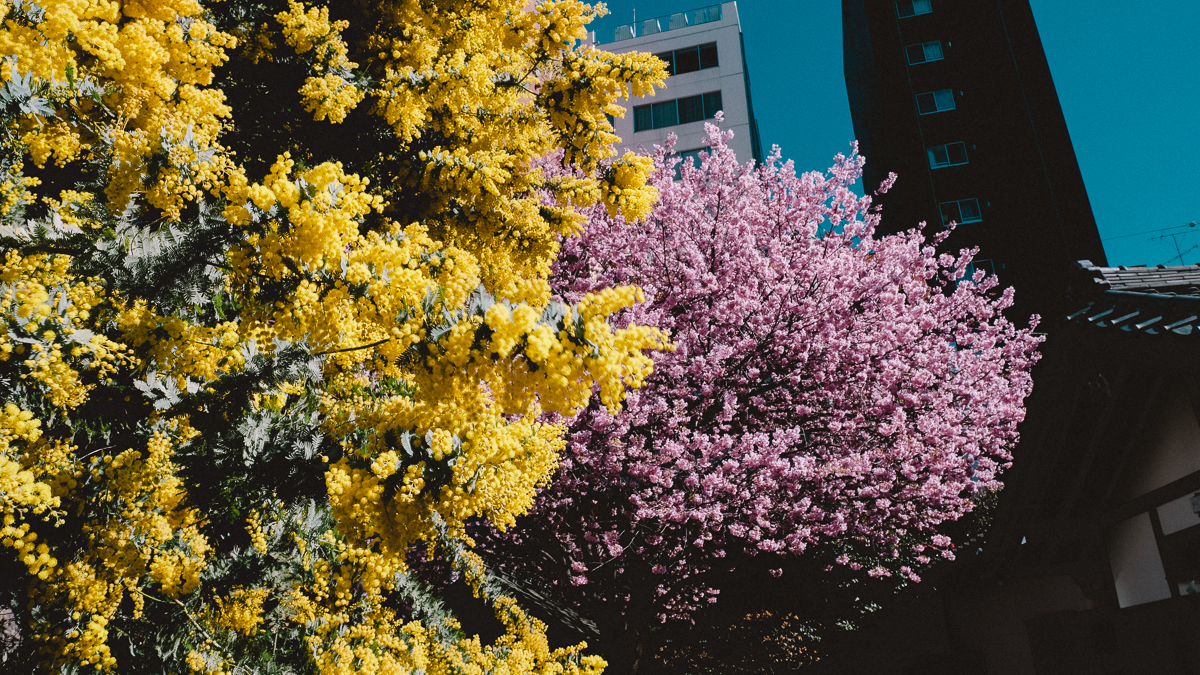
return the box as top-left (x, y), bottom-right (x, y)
top-left (842, 0), bottom-right (1106, 322)
top-left (829, 4), bottom-right (1200, 673)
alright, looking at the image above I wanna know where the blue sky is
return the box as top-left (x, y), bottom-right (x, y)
top-left (590, 0), bottom-right (1200, 267)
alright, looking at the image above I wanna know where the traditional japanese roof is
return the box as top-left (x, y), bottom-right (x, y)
top-left (1066, 260), bottom-right (1200, 335)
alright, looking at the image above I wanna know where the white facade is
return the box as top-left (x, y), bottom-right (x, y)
top-left (1108, 512), bottom-right (1172, 608)
top-left (590, 2), bottom-right (762, 165)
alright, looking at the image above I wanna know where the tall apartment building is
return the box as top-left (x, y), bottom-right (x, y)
top-left (591, 2), bottom-right (763, 165)
top-left (843, 0), bottom-right (1106, 321)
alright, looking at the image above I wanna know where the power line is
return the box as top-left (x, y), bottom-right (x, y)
top-left (1103, 221), bottom-right (1197, 242)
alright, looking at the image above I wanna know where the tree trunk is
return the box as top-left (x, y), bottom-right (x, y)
top-left (629, 629), bottom-right (644, 675)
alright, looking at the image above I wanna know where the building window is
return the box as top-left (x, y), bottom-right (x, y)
top-left (940, 198), bottom-right (982, 225)
top-left (959, 259), bottom-right (994, 285)
top-left (906, 40), bottom-right (944, 64)
top-left (653, 101), bottom-right (678, 128)
top-left (634, 91), bottom-right (723, 132)
top-left (673, 148), bottom-right (706, 179)
top-left (928, 142), bottom-right (968, 168)
top-left (654, 43), bottom-right (719, 76)
top-left (896, 0), bottom-right (932, 18)
top-left (917, 89), bottom-right (956, 114)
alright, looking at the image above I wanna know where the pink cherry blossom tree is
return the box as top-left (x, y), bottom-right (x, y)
top-left (479, 120), bottom-right (1041, 672)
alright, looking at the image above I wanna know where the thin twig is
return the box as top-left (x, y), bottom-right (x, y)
top-left (77, 445), bottom-right (115, 461)
top-left (136, 589), bottom-right (236, 669)
top-left (313, 337), bottom-right (392, 356)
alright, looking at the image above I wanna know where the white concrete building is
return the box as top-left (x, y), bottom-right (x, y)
top-left (590, 2), bottom-right (763, 165)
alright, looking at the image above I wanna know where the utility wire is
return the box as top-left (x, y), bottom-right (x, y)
top-left (1103, 221), bottom-right (1197, 242)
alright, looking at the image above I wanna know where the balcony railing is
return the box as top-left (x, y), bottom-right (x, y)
top-left (592, 4), bottom-right (723, 45)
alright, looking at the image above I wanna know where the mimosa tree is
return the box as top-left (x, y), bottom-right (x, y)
top-left (0, 0), bottom-right (669, 672)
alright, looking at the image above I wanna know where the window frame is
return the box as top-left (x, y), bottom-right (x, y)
top-left (939, 198), bottom-right (983, 226)
top-left (896, 0), bottom-right (932, 19)
top-left (652, 100), bottom-right (678, 129)
top-left (958, 258), bottom-right (995, 287)
top-left (678, 94), bottom-right (706, 125)
top-left (928, 141), bottom-right (969, 169)
top-left (702, 91), bottom-right (723, 119)
top-left (906, 40), bottom-right (944, 65)
top-left (654, 50), bottom-right (675, 75)
top-left (634, 105), bottom-right (653, 133)
top-left (673, 148), bottom-right (707, 180)
top-left (652, 42), bottom-right (720, 77)
top-left (633, 90), bottom-right (723, 132)
top-left (916, 88), bottom-right (956, 115)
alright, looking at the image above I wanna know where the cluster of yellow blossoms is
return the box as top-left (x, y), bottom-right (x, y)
top-left (0, 0), bottom-right (239, 219)
top-left (0, 0), bottom-right (671, 672)
top-left (276, 0), bottom-right (364, 123)
top-left (2, 250), bottom-right (127, 407)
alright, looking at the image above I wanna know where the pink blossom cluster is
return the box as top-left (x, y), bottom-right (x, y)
top-left (483, 122), bottom-right (1041, 623)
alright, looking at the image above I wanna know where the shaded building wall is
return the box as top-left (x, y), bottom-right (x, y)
top-left (804, 328), bottom-right (1200, 675)
top-left (842, 0), bottom-right (1106, 322)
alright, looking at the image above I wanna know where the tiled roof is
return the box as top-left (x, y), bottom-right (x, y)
top-left (1066, 260), bottom-right (1200, 336)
